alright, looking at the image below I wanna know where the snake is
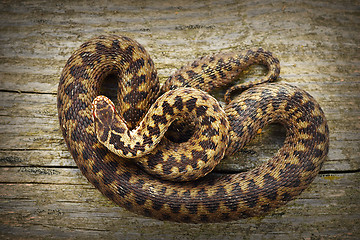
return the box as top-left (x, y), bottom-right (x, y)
top-left (57, 35), bottom-right (329, 223)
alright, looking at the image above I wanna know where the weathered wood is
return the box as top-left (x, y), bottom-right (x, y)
top-left (1, 0), bottom-right (359, 239)
top-left (1, 172), bottom-right (358, 239)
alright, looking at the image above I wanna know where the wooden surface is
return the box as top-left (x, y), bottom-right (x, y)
top-left (1, 0), bottom-right (359, 239)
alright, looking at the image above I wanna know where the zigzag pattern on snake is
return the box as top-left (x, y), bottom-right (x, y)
top-left (57, 35), bottom-right (329, 223)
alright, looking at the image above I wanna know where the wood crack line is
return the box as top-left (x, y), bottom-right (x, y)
top-left (0, 89), bottom-right (56, 95)
top-left (1, 165), bottom-right (359, 174)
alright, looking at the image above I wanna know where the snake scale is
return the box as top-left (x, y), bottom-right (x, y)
top-left (57, 35), bottom-right (329, 223)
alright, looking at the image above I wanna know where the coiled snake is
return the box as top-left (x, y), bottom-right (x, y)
top-left (57, 35), bottom-right (329, 223)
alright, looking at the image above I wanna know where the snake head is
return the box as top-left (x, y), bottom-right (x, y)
top-left (92, 95), bottom-right (116, 126)
top-left (91, 95), bottom-right (119, 145)
top-left (92, 95), bottom-right (133, 157)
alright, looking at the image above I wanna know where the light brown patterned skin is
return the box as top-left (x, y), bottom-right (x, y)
top-left (161, 47), bottom-right (280, 103)
top-left (92, 88), bottom-right (230, 181)
top-left (57, 35), bottom-right (329, 223)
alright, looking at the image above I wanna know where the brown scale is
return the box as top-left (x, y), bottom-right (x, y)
top-left (57, 35), bottom-right (329, 223)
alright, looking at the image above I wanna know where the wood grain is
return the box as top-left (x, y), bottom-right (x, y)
top-left (1, 0), bottom-right (359, 239)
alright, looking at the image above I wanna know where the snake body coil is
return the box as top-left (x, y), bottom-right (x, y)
top-left (57, 35), bottom-right (329, 222)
